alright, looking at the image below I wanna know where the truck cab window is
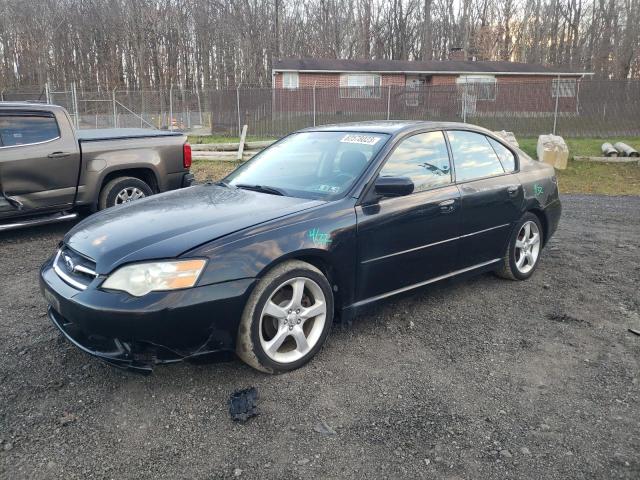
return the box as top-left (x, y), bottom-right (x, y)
top-left (0, 115), bottom-right (60, 147)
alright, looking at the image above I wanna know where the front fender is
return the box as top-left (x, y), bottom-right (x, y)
top-left (188, 200), bottom-right (359, 308)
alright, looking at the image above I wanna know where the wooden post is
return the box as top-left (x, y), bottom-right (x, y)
top-left (552, 74), bottom-right (560, 135)
top-left (237, 124), bottom-right (248, 161)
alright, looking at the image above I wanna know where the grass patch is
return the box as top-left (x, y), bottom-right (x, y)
top-left (191, 160), bottom-right (240, 183)
top-left (519, 137), bottom-right (640, 196)
top-left (553, 161), bottom-right (640, 195)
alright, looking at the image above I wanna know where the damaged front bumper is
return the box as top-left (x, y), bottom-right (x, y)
top-left (48, 306), bottom-right (184, 373)
top-left (40, 255), bottom-right (255, 373)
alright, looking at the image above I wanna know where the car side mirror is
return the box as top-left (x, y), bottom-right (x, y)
top-left (374, 176), bottom-right (414, 197)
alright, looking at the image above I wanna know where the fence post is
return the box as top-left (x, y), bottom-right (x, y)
top-left (112, 87), bottom-right (117, 128)
top-left (169, 84), bottom-right (174, 131)
top-left (236, 84), bottom-right (242, 137)
top-left (71, 82), bottom-right (79, 129)
top-left (313, 82), bottom-right (317, 127)
top-left (196, 90), bottom-right (203, 126)
top-left (552, 74), bottom-right (560, 135)
top-left (386, 86), bottom-right (391, 120)
top-left (0, 90), bottom-right (4, 101)
top-left (462, 83), bottom-right (467, 123)
top-left (45, 82), bottom-right (51, 104)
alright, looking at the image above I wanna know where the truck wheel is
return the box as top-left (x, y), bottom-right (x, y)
top-left (98, 177), bottom-right (153, 210)
top-left (236, 260), bottom-right (334, 374)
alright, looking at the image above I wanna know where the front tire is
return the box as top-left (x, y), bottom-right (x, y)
top-left (98, 176), bottom-right (153, 210)
top-left (496, 212), bottom-right (544, 280)
top-left (236, 260), bottom-right (334, 374)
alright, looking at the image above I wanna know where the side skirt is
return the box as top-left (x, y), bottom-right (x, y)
top-left (346, 258), bottom-right (502, 312)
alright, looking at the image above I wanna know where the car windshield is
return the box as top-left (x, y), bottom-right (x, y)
top-left (224, 131), bottom-right (390, 200)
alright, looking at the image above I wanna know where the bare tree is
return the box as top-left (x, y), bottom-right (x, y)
top-left (0, 0), bottom-right (638, 92)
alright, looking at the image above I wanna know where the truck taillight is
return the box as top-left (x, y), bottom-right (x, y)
top-left (183, 143), bottom-right (192, 169)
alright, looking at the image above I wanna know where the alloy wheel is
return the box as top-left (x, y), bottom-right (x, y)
top-left (259, 277), bottom-right (327, 364)
top-left (515, 220), bottom-right (541, 274)
top-left (115, 187), bottom-right (146, 204)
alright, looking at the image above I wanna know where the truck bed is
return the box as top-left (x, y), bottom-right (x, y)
top-left (77, 128), bottom-right (183, 142)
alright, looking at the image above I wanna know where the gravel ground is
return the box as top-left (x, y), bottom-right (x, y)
top-left (1, 194), bottom-right (639, 479)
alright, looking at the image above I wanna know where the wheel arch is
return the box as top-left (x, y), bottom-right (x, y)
top-left (99, 168), bottom-right (160, 196)
top-left (527, 207), bottom-right (549, 246)
top-left (257, 249), bottom-right (344, 313)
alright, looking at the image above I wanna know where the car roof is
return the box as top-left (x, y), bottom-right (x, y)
top-left (299, 120), bottom-right (492, 136)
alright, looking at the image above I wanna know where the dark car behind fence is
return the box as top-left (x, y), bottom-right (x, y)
top-left (2, 79), bottom-right (639, 138)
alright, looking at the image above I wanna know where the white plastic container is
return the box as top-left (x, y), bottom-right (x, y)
top-left (537, 134), bottom-right (569, 170)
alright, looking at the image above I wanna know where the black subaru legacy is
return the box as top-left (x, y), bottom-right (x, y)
top-left (40, 121), bottom-right (561, 373)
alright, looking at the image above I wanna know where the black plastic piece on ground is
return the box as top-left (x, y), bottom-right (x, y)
top-left (229, 387), bottom-right (259, 422)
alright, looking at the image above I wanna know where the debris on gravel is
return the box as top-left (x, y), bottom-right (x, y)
top-left (228, 387), bottom-right (259, 422)
top-left (313, 420), bottom-right (337, 435)
top-left (1, 194), bottom-right (639, 479)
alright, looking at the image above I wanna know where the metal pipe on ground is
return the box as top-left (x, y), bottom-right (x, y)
top-left (601, 143), bottom-right (618, 157)
top-left (614, 142), bottom-right (639, 157)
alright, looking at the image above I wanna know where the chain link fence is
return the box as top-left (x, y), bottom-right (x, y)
top-left (2, 79), bottom-right (639, 138)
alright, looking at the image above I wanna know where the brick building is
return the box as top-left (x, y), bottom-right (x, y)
top-left (271, 58), bottom-right (592, 116)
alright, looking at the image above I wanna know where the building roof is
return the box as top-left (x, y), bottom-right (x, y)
top-left (273, 58), bottom-right (591, 76)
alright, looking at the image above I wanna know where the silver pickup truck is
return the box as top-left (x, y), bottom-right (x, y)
top-left (0, 102), bottom-right (194, 231)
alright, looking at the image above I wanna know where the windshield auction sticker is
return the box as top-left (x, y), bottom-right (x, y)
top-left (340, 134), bottom-right (381, 145)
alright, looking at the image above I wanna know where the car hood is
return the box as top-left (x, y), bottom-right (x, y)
top-left (64, 185), bottom-right (324, 273)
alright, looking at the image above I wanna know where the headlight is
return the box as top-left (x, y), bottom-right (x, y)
top-left (101, 259), bottom-right (207, 297)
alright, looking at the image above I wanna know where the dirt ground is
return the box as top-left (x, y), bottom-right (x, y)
top-left (0, 194), bottom-right (638, 480)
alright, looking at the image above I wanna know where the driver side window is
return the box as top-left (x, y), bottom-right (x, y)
top-left (378, 131), bottom-right (452, 193)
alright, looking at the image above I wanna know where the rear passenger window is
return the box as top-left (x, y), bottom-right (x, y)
top-left (488, 137), bottom-right (516, 172)
top-left (447, 130), bottom-right (505, 182)
top-left (379, 131), bottom-right (452, 193)
top-left (0, 114), bottom-right (60, 147)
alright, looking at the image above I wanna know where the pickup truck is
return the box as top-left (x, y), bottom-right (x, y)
top-left (0, 102), bottom-right (194, 231)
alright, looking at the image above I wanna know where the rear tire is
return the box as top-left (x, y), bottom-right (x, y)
top-left (98, 176), bottom-right (153, 210)
top-left (496, 212), bottom-right (544, 281)
top-left (236, 260), bottom-right (334, 374)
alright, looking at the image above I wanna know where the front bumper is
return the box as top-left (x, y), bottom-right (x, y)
top-left (40, 256), bottom-right (254, 372)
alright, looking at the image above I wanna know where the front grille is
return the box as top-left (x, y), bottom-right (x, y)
top-left (53, 246), bottom-right (97, 290)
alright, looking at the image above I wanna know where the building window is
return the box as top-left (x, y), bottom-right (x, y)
top-left (552, 78), bottom-right (577, 98)
top-left (340, 74), bottom-right (382, 98)
top-left (282, 72), bottom-right (299, 89)
top-left (456, 75), bottom-right (497, 101)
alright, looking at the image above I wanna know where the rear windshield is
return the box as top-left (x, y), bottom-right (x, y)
top-left (225, 131), bottom-right (390, 200)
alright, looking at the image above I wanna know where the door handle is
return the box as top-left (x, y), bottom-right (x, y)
top-left (47, 152), bottom-right (72, 159)
top-left (438, 198), bottom-right (456, 213)
top-left (507, 185), bottom-right (520, 197)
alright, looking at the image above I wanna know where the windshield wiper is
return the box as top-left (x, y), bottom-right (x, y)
top-left (234, 184), bottom-right (285, 196)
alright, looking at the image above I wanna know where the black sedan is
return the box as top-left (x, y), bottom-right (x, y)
top-left (40, 121), bottom-right (561, 373)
